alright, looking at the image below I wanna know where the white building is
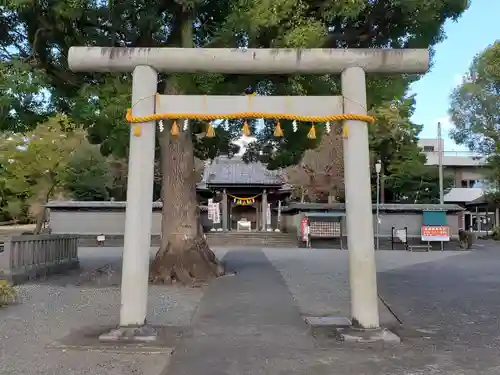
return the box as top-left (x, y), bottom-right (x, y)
top-left (418, 139), bottom-right (496, 232)
top-left (419, 138), bottom-right (487, 188)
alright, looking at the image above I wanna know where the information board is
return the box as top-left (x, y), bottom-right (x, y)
top-left (421, 226), bottom-right (450, 242)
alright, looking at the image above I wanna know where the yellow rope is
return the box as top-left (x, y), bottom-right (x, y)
top-left (125, 109), bottom-right (376, 124)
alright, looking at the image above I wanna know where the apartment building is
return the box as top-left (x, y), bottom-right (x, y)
top-left (419, 139), bottom-right (495, 232)
top-left (418, 138), bottom-right (488, 188)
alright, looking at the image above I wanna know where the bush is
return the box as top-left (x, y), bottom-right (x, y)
top-left (0, 280), bottom-right (17, 306)
top-left (492, 227), bottom-right (500, 241)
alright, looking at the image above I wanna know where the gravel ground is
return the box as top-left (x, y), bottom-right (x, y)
top-left (263, 247), bottom-right (468, 323)
top-left (0, 247), bottom-right (229, 375)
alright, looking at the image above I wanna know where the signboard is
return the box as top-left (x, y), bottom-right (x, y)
top-left (421, 226), bottom-right (450, 242)
top-left (395, 229), bottom-right (407, 243)
top-left (207, 198), bottom-right (214, 220)
top-left (212, 202), bottom-right (221, 224)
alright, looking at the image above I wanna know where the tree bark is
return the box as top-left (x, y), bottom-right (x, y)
top-left (149, 11), bottom-right (224, 285)
top-left (34, 183), bottom-right (57, 234)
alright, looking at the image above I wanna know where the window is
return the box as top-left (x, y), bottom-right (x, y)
top-left (423, 146), bottom-right (435, 152)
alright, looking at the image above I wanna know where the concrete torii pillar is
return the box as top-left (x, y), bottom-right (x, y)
top-left (68, 47), bottom-right (429, 339)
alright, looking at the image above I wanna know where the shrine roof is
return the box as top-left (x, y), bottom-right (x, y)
top-left (198, 156), bottom-right (285, 188)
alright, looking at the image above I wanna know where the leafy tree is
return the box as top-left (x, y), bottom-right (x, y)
top-left (283, 126), bottom-right (344, 203)
top-left (0, 114), bottom-right (86, 232)
top-left (61, 145), bottom-right (113, 201)
top-left (449, 41), bottom-right (500, 154)
top-left (449, 41), bottom-right (500, 187)
top-left (1, 0), bottom-right (469, 284)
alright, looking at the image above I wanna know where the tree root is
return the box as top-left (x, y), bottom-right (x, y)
top-left (149, 237), bottom-right (224, 286)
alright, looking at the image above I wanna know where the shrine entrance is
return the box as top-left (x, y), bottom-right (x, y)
top-left (68, 47), bottom-right (429, 338)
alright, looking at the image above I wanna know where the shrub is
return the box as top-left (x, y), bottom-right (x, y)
top-left (0, 279), bottom-right (17, 306)
top-left (492, 227), bottom-right (500, 241)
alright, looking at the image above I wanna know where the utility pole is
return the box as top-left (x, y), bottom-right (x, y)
top-left (438, 121), bottom-right (444, 204)
top-left (375, 160), bottom-right (381, 250)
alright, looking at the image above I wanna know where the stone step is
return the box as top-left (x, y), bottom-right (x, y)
top-left (205, 232), bottom-right (298, 248)
top-left (73, 233), bottom-right (298, 248)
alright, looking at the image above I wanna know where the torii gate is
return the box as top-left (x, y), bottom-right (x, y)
top-left (68, 47), bottom-right (429, 341)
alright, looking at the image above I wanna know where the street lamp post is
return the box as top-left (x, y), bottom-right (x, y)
top-left (375, 160), bottom-right (382, 250)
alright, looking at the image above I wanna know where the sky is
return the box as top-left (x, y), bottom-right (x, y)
top-left (410, 0), bottom-right (500, 151)
top-left (234, 0), bottom-right (500, 155)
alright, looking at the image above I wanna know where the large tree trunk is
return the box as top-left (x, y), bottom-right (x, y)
top-left (149, 11), bottom-right (224, 285)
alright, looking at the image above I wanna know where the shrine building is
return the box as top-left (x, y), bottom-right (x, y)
top-left (196, 156), bottom-right (292, 232)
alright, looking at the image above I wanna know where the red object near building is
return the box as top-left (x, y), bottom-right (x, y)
top-left (300, 216), bottom-right (309, 243)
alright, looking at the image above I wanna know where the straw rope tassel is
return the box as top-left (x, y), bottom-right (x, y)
top-left (307, 124), bottom-right (316, 139)
top-left (132, 125), bottom-right (142, 137)
top-left (170, 120), bottom-right (180, 136)
top-left (206, 122), bottom-right (215, 138)
top-left (343, 124), bottom-right (349, 138)
top-left (274, 120), bottom-right (284, 137)
top-left (242, 120), bottom-right (251, 136)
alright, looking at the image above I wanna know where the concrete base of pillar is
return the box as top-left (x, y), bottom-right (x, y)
top-left (47, 324), bottom-right (180, 354)
top-left (336, 327), bottom-right (401, 344)
top-left (99, 325), bottom-right (159, 343)
top-left (305, 315), bottom-right (401, 344)
top-left (303, 316), bottom-right (351, 327)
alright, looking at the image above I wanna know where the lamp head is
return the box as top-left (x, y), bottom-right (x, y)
top-left (375, 160), bottom-right (382, 173)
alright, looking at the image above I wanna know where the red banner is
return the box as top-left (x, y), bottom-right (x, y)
top-left (300, 217), bottom-right (309, 241)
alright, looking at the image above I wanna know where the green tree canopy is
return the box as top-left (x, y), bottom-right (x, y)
top-left (449, 41), bottom-right (500, 155)
top-left (0, 0), bottom-right (470, 282)
top-left (449, 41), bottom-right (500, 188)
top-left (61, 144), bottom-right (113, 201)
top-left (0, 114), bottom-right (86, 229)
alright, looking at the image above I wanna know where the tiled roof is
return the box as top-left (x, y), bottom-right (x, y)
top-left (200, 156), bottom-right (284, 186)
top-left (282, 202), bottom-right (464, 213)
top-left (46, 201), bottom-right (209, 211)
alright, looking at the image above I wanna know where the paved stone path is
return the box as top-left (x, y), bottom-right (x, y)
top-left (167, 249), bottom-right (319, 375)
